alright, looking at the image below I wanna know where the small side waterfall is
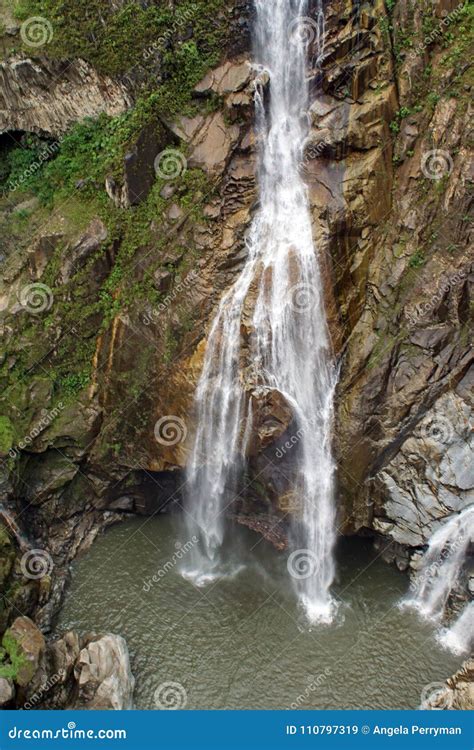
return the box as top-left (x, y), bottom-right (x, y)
top-left (183, 0), bottom-right (337, 622)
top-left (401, 504), bottom-right (474, 654)
top-left (402, 505), bottom-right (474, 620)
top-left (438, 602), bottom-right (474, 655)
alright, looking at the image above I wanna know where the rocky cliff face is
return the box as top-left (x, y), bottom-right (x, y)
top-left (0, 0), bottom-right (472, 701)
top-left (0, 57), bottom-right (132, 136)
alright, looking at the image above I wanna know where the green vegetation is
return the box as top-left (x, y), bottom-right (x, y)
top-left (409, 250), bottom-right (425, 269)
top-left (0, 0), bottom-right (229, 410)
top-left (0, 632), bottom-right (27, 682)
top-left (13, 0), bottom-right (228, 77)
top-left (389, 104), bottom-right (422, 133)
top-left (1, 97), bottom-right (179, 202)
top-left (0, 416), bottom-right (14, 454)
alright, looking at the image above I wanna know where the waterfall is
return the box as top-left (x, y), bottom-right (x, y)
top-left (182, 0), bottom-right (337, 622)
top-left (402, 505), bottom-right (474, 621)
top-left (438, 602), bottom-right (474, 655)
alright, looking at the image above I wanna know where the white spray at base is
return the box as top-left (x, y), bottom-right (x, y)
top-left (401, 504), bottom-right (474, 654)
top-left (437, 601), bottom-right (474, 655)
top-left (182, 0), bottom-right (337, 623)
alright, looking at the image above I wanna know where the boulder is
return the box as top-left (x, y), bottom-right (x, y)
top-left (60, 219), bottom-right (108, 283)
top-left (73, 634), bottom-right (135, 710)
top-left (0, 677), bottom-right (14, 706)
top-left (3, 616), bottom-right (45, 687)
top-left (425, 660), bottom-right (474, 710)
top-left (194, 60), bottom-right (251, 95)
top-left (247, 387), bottom-right (294, 455)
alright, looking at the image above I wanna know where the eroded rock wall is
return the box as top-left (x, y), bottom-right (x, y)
top-left (0, 0), bottom-right (472, 640)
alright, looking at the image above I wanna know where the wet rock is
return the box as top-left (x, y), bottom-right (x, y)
top-left (425, 659), bottom-right (474, 710)
top-left (232, 514), bottom-right (288, 550)
top-left (247, 387), bottom-right (294, 454)
top-left (73, 634), bottom-right (135, 710)
top-left (371, 391), bottom-right (474, 547)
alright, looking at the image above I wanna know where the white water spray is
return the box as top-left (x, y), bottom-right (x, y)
top-left (183, 0), bottom-right (337, 621)
top-left (402, 505), bottom-right (474, 621)
top-left (438, 602), bottom-right (474, 655)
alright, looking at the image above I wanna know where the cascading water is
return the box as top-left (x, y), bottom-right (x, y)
top-left (402, 505), bottom-right (474, 621)
top-left (183, 0), bottom-right (337, 622)
top-left (438, 602), bottom-right (474, 655)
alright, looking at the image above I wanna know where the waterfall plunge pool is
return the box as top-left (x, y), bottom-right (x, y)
top-left (56, 517), bottom-right (461, 710)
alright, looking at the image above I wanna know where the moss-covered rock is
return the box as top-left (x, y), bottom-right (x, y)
top-left (0, 415), bottom-right (14, 455)
top-left (1, 616), bottom-right (44, 686)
